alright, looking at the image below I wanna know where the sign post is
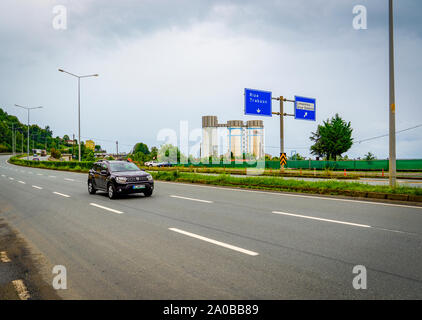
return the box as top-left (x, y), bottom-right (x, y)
top-left (244, 89), bottom-right (316, 171)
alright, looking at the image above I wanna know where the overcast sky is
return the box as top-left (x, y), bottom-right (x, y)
top-left (0, 0), bottom-right (421, 158)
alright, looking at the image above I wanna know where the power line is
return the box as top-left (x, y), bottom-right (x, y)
top-left (357, 123), bottom-right (422, 144)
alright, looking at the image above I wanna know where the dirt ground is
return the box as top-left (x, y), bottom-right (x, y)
top-left (0, 218), bottom-right (61, 300)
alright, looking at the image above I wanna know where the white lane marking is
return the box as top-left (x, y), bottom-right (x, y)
top-left (28, 172), bottom-right (33, 174)
top-left (170, 195), bottom-right (213, 203)
top-left (1, 174), bottom-right (5, 177)
top-left (65, 178), bottom-right (75, 181)
top-left (89, 203), bottom-right (123, 214)
top-left (0, 251), bottom-right (11, 262)
top-left (157, 181), bottom-right (422, 210)
top-left (53, 192), bottom-right (70, 198)
top-left (12, 279), bottom-right (30, 300)
top-left (272, 211), bottom-right (371, 228)
top-left (37, 173), bottom-right (43, 176)
top-left (169, 228), bottom-right (259, 256)
top-left (8, 177), bottom-right (14, 180)
top-left (32, 185), bottom-right (43, 190)
top-left (18, 181), bottom-right (26, 184)
top-left (49, 176), bottom-right (56, 178)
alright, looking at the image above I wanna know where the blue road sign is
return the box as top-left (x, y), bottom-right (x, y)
top-left (294, 96), bottom-right (316, 121)
top-left (244, 88), bottom-right (272, 117)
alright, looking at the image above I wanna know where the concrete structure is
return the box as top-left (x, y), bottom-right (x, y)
top-left (201, 116), bottom-right (264, 159)
top-left (85, 140), bottom-right (95, 151)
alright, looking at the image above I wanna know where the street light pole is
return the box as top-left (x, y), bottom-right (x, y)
top-left (58, 68), bottom-right (99, 162)
top-left (389, 0), bottom-right (397, 188)
top-left (14, 104), bottom-right (43, 160)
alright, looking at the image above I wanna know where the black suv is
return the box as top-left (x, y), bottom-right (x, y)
top-left (88, 160), bottom-right (154, 199)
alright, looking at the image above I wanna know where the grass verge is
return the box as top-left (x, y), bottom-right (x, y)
top-left (9, 156), bottom-right (422, 202)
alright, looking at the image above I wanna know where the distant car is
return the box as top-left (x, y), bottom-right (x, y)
top-left (88, 160), bottom-right (154, 199)
top-left (144, 161), bottom-right (158, 167)
top-left (33, 157), bottom-right (40, 161)
top-left (33, 154), bottom-right (37, 157)
top-left (157, 161), bottom-right (172, 167)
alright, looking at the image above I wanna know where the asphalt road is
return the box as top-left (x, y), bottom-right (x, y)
top-left (0, 154), bottom-right (421, 299)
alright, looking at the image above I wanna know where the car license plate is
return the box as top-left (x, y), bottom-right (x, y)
top-left (133, 185), bottom-right (146, 189)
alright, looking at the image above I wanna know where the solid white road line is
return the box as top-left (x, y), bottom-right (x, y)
top-left (53, 192), bottom-right (70, 198)
top-left (0, 251), bottom-right (11, 263)
top-left (272, 211), bottom-right (371, 228)
top-left (32, 185), bottom-right (43, 190)
top-left (89, 203), bottom-right (123, 214)
top-left (170, 195), bottom-right (213, 203)
top-left (169, 228), bottom-right (259, 256)
top-left (18, 181), bottom-right (26, 184)
top-left (11, 279), bottom-right (30, 300)
top-left (65, 178), bottom-right (75, 181)
top-left (158, 181), bottom-right (422, 210)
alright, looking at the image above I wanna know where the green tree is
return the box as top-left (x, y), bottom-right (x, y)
top-left (133, 142), bottom-right (150, 155)
top-left (310, 113), bottom-right (353, 160)
top-left (50, 148), bottom-right (62, 159)
top-left (363, 152), bottom-right (376, 161)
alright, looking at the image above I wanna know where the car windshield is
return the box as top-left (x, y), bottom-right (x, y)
top-left (109, 162), bottom-right (140, 172)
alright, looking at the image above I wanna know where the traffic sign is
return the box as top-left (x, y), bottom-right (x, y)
top-left (280, 153), bottom-right (287, 167)
top-left (244, 88), bottom-right (272, 117)
top-left (294, 96), bottom-right (316, 121)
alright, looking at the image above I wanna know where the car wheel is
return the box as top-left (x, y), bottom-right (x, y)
top-left (143, 189), bottom-right (153, 197)
top-left (108, 183), bottom-right (116, 199)
top-left (88, 180), bottom-right (96, 194)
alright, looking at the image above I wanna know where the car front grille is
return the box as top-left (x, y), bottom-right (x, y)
top-left (126, 176), bottom-right (148, 182)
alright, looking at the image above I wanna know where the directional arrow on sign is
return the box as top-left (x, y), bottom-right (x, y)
top-left (257, 108), bottom-right (261, 113)
top-left (304, 112), bottom-right (308, 117)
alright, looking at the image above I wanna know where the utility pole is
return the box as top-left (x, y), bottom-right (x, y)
top-left (72, 134), bottom-right (75, 159)
top-left (389, 0), bottom-right (397, 188)
top-left (272, 96), bottom-right (295, 170)
top-left (116, 141), bottom-right (119, 158)
top-left (279, 96), bottom-right (284, 158)
top-left (14, 104), bottom-right (43, 160)
top-left (58, 68), bottom-right (99, 162)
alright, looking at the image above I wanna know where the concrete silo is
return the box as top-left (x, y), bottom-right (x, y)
top-left (227, 120), bottom-right (244, 158)
top-left (201, 116), bottom-right (219, 158)
top-left (246, 120), bottom-right (264, 159)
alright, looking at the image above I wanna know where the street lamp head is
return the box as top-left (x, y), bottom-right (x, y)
top-left (58, 69), bottom-right (64, 72)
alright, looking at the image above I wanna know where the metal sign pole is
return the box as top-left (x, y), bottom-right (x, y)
top-left (280, 96), bottom-right (284, 160)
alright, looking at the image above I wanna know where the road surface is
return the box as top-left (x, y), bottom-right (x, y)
top-left (0, 155), bottom-right (421, 299)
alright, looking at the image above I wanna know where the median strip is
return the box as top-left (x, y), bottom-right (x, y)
top-left (90, 203), bottom-right (123, 214)
top-left (169, 228), bottom-right (259, 256)
top-left (170, 195), bottom-right (213, 203)
top-left (272, 211), bottom-right (371, 228)
top-left (53, 192), bottom-right (70, 198)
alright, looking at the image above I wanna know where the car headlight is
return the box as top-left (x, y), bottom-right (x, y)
top-left (147, 174), bottom-right (153, 181)
top-left (116, 177), bottom-right (127, 183)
